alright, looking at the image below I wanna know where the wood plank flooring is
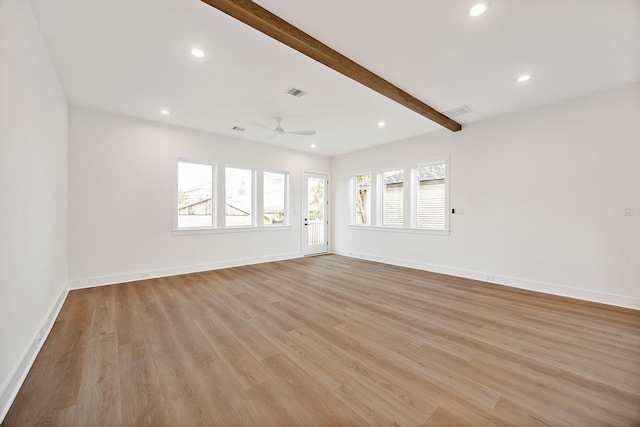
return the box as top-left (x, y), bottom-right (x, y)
top-left (4, 255), bottom-right (640, 426)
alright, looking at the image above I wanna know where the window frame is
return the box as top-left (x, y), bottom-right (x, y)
top-left (380, 167), bottom-right (405, 227)
top-left (349, 156), bottom-right (449, 235)
top-left (413, 159), bottom-right (449, 231)
top-left (263, 169), bottom-right (290, 227)
top-left (173, 159), bottom-right (292, 234)
top-left (224, 165), bottom-right (256, 228)
top-left (352, 171), bottom-right (373, 226)
top-left (175, 158), bottom-right (216, 231)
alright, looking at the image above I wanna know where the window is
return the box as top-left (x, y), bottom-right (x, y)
top-left (177, 161), bottom-right (213, 228)
top-left (354, 173), bottom-right (371, 225)
top-left (175, 160), bottom-right (291, 232)
top-left (416, 162), bottom-right (446, 229)
top-left (349, 157), bottom-right (448, 232)
top-left (225, 167), bottom-right (253, 226)
top-left (382, 169), bottom-right (403, 226)
top-left (264, 171), bottom-right (287, 225)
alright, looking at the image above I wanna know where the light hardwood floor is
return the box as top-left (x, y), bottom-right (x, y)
top-left (4, 255), bottom-right (640, 426)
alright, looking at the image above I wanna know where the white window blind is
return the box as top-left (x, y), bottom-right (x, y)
top-left (382, 170), bottom-right (403, 226)
top-left (417, 181), bottom-right (445, 229)
top-left (416, 162), bottom-right (446, 229)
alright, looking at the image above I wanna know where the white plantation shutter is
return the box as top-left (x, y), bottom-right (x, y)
top-left (417, 180), bottom-right (445, 229)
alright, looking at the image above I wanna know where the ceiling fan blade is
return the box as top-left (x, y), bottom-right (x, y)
top-left (283, 130), bottom-right (316, 136)
top-left (253, 122), bottom-right (273, 130)
top-left (255, 118), bottom-right (315, 137)
top-left (254, 122), bottom-right (276, 131)
top-left (254, 121), bottom-right (283, 138)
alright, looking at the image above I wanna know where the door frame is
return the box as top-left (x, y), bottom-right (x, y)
top-left (303, 172), bottom-right (329, 256)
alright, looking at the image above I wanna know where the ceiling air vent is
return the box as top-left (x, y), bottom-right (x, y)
top-left (232, 126), bottom-right (246, 131)
top-left (442, 105), bottom-right (473, 118)
top-left (284, 86), bottom-right (307, 98)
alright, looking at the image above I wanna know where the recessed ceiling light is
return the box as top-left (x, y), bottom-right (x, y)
top-left (160, 109), bottom-right (170, 115)
top-left (378, 121), bottom-right (386, 127)
top-left (469, 2), bottom-right (489, 17)
top-left (310, 144), bottom-right (316, 148)
top-left (191, 48), bottom-right (205, 58)
top-left (517, 74), bottom-right (531, 83)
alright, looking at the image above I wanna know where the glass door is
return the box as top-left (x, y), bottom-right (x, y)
top-left (303, 173), bottom-right (328, 256)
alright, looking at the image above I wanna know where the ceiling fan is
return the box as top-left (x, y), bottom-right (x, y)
top-left (257, 117), bottom-right (316, 138)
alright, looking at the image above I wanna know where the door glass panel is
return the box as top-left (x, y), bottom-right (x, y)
top-left (307, 177), bottom-right (325, 245)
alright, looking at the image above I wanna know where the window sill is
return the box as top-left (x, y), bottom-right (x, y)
top-left (347, 225), bottom-right (449, 236)
top-left (173, 225), bottom-right (293, 236)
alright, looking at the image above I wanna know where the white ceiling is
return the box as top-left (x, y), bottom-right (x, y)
top-left (29, 0), bottom-right (640, 156)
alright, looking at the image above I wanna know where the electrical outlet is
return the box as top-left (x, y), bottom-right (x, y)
top-left (624, 208), bottom-right (634, 216)
top-left (485, 274), bottom-right (495, 281)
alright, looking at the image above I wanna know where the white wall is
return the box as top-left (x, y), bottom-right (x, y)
top-left (332, 83), bottom-right (640, 309)
top-left (0, 0), bottom-right (69, 418)
top-left (68, 106), bottom-right (330, 288)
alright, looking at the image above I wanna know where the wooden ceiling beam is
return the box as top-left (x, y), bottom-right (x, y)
top-left (200, 0), bottom-right (462, 132)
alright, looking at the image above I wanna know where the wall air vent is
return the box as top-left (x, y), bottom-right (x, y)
top-left (284, 86), bottom-right (307, 98)
top-left (442, 105), bottom-right (473, 118)
top-left (232, 126), bottom-right (246, 131)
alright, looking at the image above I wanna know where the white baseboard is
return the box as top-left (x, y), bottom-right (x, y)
top-left (332, 249), bottom-right (640, 310)
top-left (69, 252), bottom-right (303, 290)
top-left (0, 287), bottom-right (69, 424)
